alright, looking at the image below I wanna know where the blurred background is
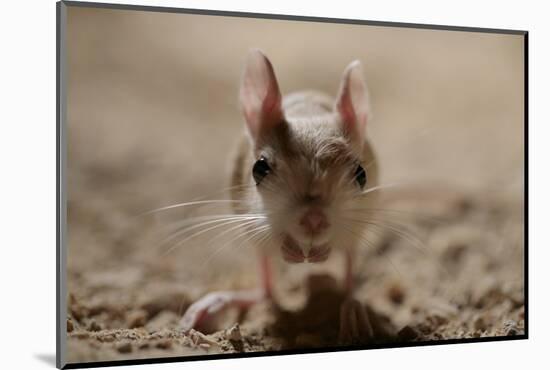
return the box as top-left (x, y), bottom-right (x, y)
top-left (65, 5), bottom-right (524, 362)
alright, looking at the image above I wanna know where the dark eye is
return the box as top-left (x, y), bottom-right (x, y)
top-left (354, 164), bottom-right (367, 188)
top-left (253, 157), bottom-right (271, 185)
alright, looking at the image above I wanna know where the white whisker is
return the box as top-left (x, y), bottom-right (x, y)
top-left (359, 182), bottom-right (402, 196)
top-left (200, 224), bottom-right (270, 267)
top-left (140, 200), bottom-right (246, 216)
top-left (159, 216), bottom-right (265, 256)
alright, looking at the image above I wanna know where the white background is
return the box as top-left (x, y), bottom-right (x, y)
top-left (0, 0), bottom-right (546, 369)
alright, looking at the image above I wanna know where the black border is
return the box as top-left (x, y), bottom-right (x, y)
top-left (57, 1), bottom-right (529, 369)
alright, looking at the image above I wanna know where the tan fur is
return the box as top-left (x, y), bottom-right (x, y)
top-left (231, 90), bottom-right (379, 220)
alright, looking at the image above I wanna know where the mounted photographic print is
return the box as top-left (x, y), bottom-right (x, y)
top-left (56, 1), bottom-right (527, 368)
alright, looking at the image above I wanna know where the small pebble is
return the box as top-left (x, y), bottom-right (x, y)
top-left (427, 314), bottom-right (448, 326)
top-left (88, 320), bottom-right (101, 332)
top-left (443, 243), bottom-right (468, 264)
top-left (398, 325), bottom-right (419, 341)
top-left (116, 342), bottom-right (133, 354)
top-left (99, 334), bottom-right (116, 343)
top-left (188, 329), bottom-right (219, 346)
top-left (70, 307), bottom-right (84, 322)
top-left (387, 283), bottom-right (405, 305)
top-left (474, 317), bottom-right (486, 331)
top-left (226, 324), bottom-right (242, 342)
top-left (503, 320), bottom-right (520, 336)
top-left (67, 319), bottom-right (74, 333)
top-left (72, 331), bottom-right (90, 340)
top-left (126, 310), bottom-right (148, 329)
top-left (155, 339), bottom-right (172, 350)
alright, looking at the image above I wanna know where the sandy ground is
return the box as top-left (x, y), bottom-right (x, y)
top-left (64, 6), bottom-right (525, 364)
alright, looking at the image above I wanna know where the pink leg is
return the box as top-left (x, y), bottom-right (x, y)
top-left (179, 254), bottom-right (272, 332)
top-left (260, 253), bottom-right (273, 299)
top-left (339, 249), bottom-right (373, 343)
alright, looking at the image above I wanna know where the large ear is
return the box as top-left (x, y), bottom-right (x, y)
top-left (239, 49), bottom-right (284, 142)
top-left (334, 60), bottom-right (371, 146)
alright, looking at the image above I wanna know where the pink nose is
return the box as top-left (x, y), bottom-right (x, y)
top-left (300, 208), bottom-right (329, 235)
